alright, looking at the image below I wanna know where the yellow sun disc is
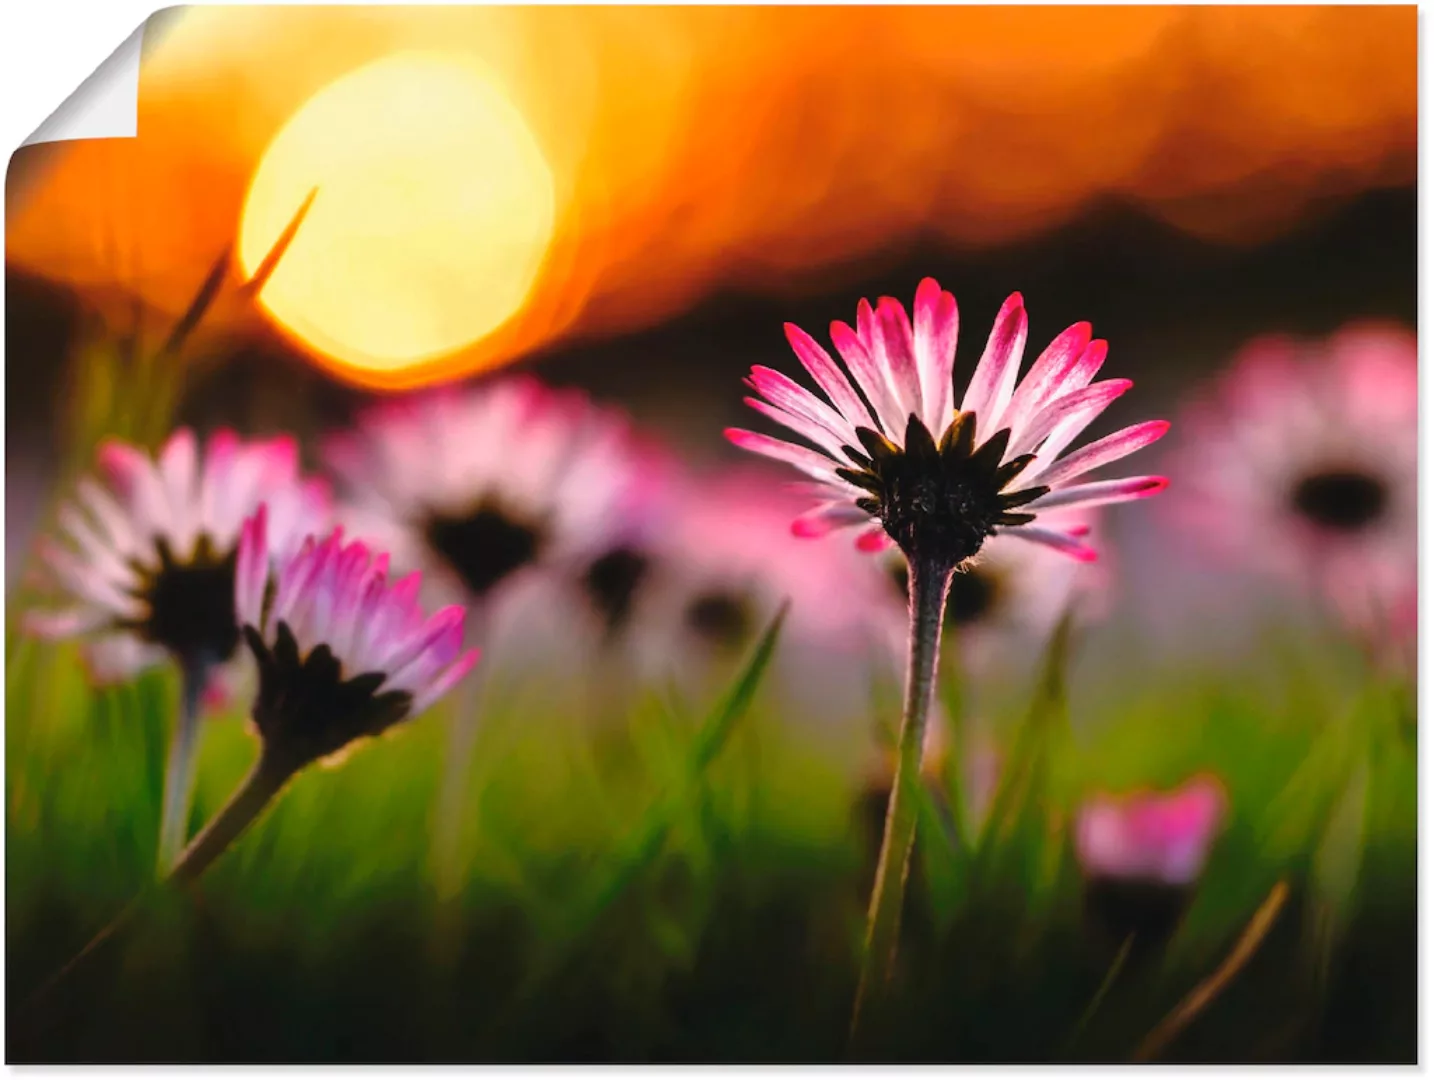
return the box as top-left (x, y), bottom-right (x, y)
top-left (239, 53), bottom-right (556, 382)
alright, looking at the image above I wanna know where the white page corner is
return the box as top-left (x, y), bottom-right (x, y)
top-left (20, 21), bottom-right (146, 148)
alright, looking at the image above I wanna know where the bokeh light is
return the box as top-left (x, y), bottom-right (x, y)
top-left (238, 53), bottom-right (555, 380)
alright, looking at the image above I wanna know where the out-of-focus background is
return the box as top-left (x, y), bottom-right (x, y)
top-left (5, 5), bottom-right (1417, 1063)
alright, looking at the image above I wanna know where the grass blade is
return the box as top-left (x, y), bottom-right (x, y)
top-left (1131, 880), bottom-right (1291, 1063)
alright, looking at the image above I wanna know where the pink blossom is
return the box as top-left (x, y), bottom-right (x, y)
top-left (727, 279), bottom-right (1167, 565)
top-left (1074, 776), bottom-right (1227, 887)
top-left (25, 427), bottom-right (331, 685)
top-left (235, 509), bottom-right (479, 764)
top-left (1167, 324), bottom-right (1415, 641)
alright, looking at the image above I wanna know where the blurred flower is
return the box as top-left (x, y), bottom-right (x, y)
top-left (234, 509), bottom-right (480, 771)
top-left (1074, 775), bottom-right (1228, 946)
top-left (1168, 325), bottom-right (1416, 643)
top-left (589, 466), bottom-right (903, 706)
top-left (882, 508), bottom-right (1110, 671)
top-left (324, 376), bottom-right (659, 611)
top-left (25, 427), bottom-right (330, 686)
top-left (727, 277), bottom-right (1169, 566)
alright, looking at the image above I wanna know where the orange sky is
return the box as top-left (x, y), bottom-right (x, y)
top-left (5, 6), bottom-right (1416, 389)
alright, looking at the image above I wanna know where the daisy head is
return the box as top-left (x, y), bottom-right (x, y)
top-left (1169, 324), bottom-right (1415, 639)
top-left (324, 377), bottom-right (657, 608)
top-left (234, 509), bottom-right (479, 771)
top-left (1074, 774), bottom-right (1228, 947)
top-left (726, 279), bottom-right (1168, 572)
top-left (25, 428), bottom-right (330, 684)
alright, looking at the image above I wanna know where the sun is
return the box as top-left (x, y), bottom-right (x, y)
top-left (238, 53), bottom-right (556, 384)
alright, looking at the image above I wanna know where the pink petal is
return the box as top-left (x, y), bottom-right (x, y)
top-left (23, 607), bottom-right (109, 639)
top-left (856, 298), bottom-right (878, 351)
top-left (57, 503), bottom-right (128, 581)
top-left (383, 604), bottom-right (466, 677)
top-left (791, 501), bottom-right (870, 538)
top-left (748, 366), bottom-right (853, 437)
top-left (253, 434), bottom-right (301, 486)
top-left (410, 647), bottom-right (482, 716)
top-left (913, 278), bottom-right (958, 433)
top-left (996, 321), bottom-right (1093, 445)
top-left (960, 293), bottom-right (1027, 443)
top-left (855, 526), bottom-right (895, 553)
top-left (159, 428), bottom-right (200, 554)
top-left (272, 534), bottom-right (323, 627)
top-left (1028, 476), bottom-right (1169, 511)
top-left (1030, 420), bottom-right (1171, 488)
top-left (1010, 379), bottom-right (1133, 458)
top-left (998, 525), bottom-right (1099, 562)
top-left (724, 428), bottom-right (840, 481)
top-left (199, 428), bottom-right (242, 527)
top-left (97, 440), bottom-right (168, 534)
top-left (38, 539), bottom-right (145, 617)
top-left (234, 505), bottom-right (270, 630)
top-left (76, 478), bottom-right (136, 553)
top-left (744, 398), bottom-right (846, 458)
top-left (784, 323), bottom-right (875, 431)
top-left (830, 320), bottom-right (906, 437)
top-left (873, 296), bottom-right (923, 428)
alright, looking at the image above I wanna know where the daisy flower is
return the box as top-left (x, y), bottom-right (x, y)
top-left (26, 427), bottom-right (329, 680)
top-left (171, 509), bottom-right (479, 885)
top-left (725, 279), bottom-right (1167, 1031)
top-left (324, 377), bottom-right (659, 893)
top-left (323, 376), bottom-right (655, 609)
top-left (23, 427), bottom-right (330, 870)
top-left (1168, 324), bottom-right (1415, 647)
top-left (726, 279), bottom-right (1168, 566)
top-left (1074, 775), bottom-right (1227, 947)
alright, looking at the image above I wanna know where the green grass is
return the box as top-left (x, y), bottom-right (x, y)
top-left (5, 602), bottom-right (1416, 1062)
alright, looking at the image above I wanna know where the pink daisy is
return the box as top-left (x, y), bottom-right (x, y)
top-left (159, 510), bottom-right (479, 885)
top-left (726, 278), bottom-right (1168, 567)
top-left (233, 509), bottom-right (480, 770)
top-left (1169, 324), bottom-right (1415, 641)
top-left (1074, 775), bottom-right (1228, 947)
top-left (24, 427), bottom-right (330, 683)
top-left (1074, 775), bottom-right (1228, 888)
top-left (323, 376), bottom-right (658, 608)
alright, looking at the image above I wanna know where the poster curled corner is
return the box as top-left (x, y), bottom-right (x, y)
top-left (20, 20), bottom-right (146, 148)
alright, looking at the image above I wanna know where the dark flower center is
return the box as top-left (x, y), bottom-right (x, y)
top-left (839, 413), bottom-right (1045, 569)
top-left (126, 536), bottom-right (240, 664)
top-left (426, 503), bottom-right (547, 598)
top-left (889, 560), bottom-right (1002, 627)
top-left (684, 589), bottom-right (754, 652)
top-left (1290, 469), bottom-right (1388, 533)
top-left (244, 622), bottom-right (412, 771)
top-left (583, 546), bottom-right (652, 634)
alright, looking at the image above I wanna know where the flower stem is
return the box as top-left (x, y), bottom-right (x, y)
top-left (851, 552), bottom-right (953, 1046)
top-left (168, 745), bottom-right (294, 885)
top-left (156, 658), bottom-right (207, 875)
top-left (20, 740), bottom-right (295, 1034)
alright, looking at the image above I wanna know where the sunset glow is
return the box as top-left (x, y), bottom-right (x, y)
top-left (6, 6), bottom-right (1415, 389)
top-left (237, 53), bottom-right (556, 380)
